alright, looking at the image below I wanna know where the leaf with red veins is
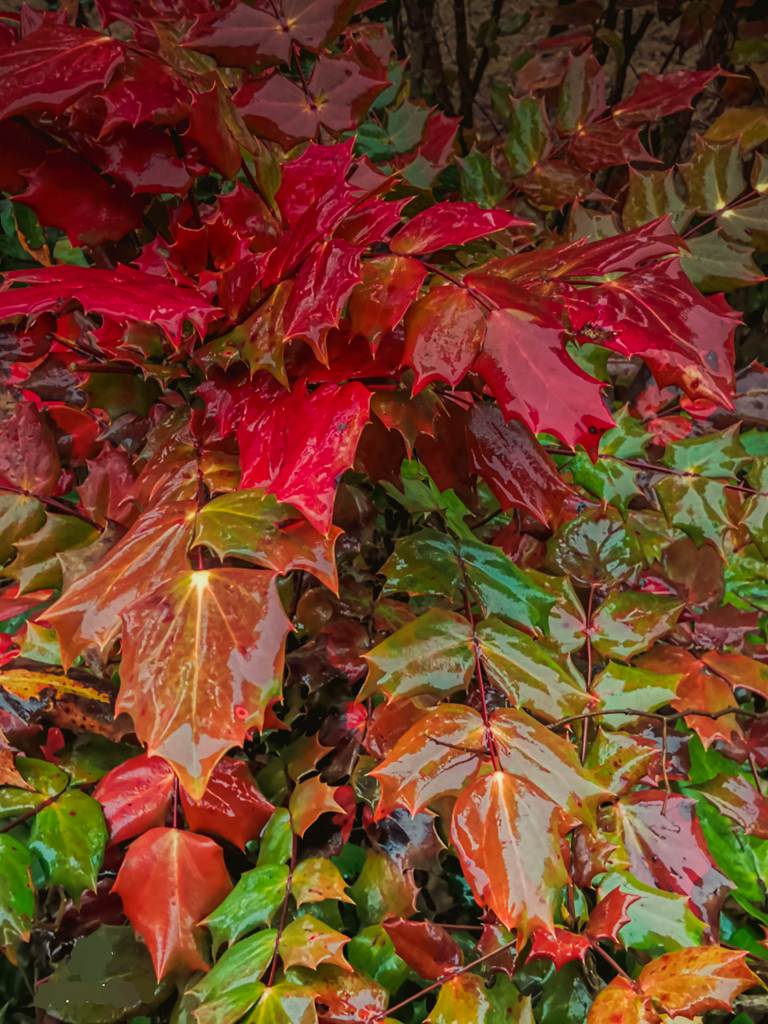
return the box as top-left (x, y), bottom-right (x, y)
top-left (118, 568), bottom-right (292, 798)
top-left (565, 261), bottom-right (738, 407)
top-left (613, 68), bottom-right (719, 126)
top-left (16, 150), bottom-right (143, 246)
top-left (0, 401), bottom-right (60, 497)
top-left (94, 754), bottom-right (174, 846)
top-left (184, 0), bottom-right (360, 67)
top-left (382, 919), bottom-right (463, 980)
top-left (349, 255), bottom-right (427, 350)
top-left (467, 402), bottom-right (578, 526)
top-left (237, 379), bottom-right (371, 536)
top-left (587, 978), bottom-right (657, 1024)
top-left (370, 704), bottom-right (486, 819)
top-left (89, 125), bottom-right (192, 196)
top-left (585, 886), bottom-right (639, 943)
top-left (276, 138), bottom-right (356, 226)
top-left (527, 927), bottom-right (590, 969)
top-left (96, 54), bottom-right (192, 135)
top-left (0, 267), bottom-right (218, 345)
top-left (45, 502), bottom-right (196, 668)
top-left (0, 22), bottom-right (124, 121)
top-left (403, 284), bottom-right (486, 391)
top-left (638, 945), bottom-right (758, 1017)
top-left (567, 119), bottom-right (655, 172)
top-left (113, 827), bottom-right (232, 980)
top-left (618, 791), bottom-right (730, 925)
top-left (474, 308), bottom-right (614, 456)
top-left (390, 202), bottom-right (530, 255)
top-left (179, 757), bottom-right (274, 850)
top-left (235, 55), bottom-right (387, 150)
top-left (283, 239), bottom-right (362, 359)
top-left (450, 770), bottom-right (569, 938)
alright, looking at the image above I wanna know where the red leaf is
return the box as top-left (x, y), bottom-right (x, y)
top-left (237, 379), bottom-right (371, 535)
top-left (639, 945), bottom-right (758, 1016)
top-left (0, 400), bottom-right (60, 496)
top-left (113, 827), bottom-right (232, 979)
top-left (180, 757), bottom-right (274, 849)
top-left (89, 125), bottom-right (192, 196)
top-left (349, 255), bottom-right (427, 349)
top-left (0, 22), bottom-right (124, 121)
top-left (96, 53), bottom-right (191, 135)
top-left (184, 0), bottom-right (359, 67)
top-left (586, 887), bottom-right (638, 943)
top-left (276, 139), bottom-right (356, 226)
top-left (16, 150), bottom-right (143, 246)
top-left (0, 120), bottom-right (53, 193)
top-left (283, 240), bottom-right (362, 357)
top-left (390, 202), bottom-right (530, 255)
top-left (568, 119), bottom-right (655, 172)
top-left (403, 284), bottom-right (486, 391)
top-left (382, 919), bottom-right (462, 980)
top-left (0, 267), bottom-right (218, 345)
top-left (183, 81), bottom-right (242, 179)
top-left (474, 308), bottom-right (614, 455)
top-left (94, 754), bottom-right (174, 845)
top-left (467, 402), bottom-right (578, 526)
top-left (614, 69), bottom-right (719, 126)
top-left (527, 926), bottom-right (590, 969)
top-left (235, 55), bottom-right (386, 149)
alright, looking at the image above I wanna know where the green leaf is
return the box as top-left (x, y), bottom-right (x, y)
top-left (504, 97), bottom-right (548, 176)
top-left (349, 852), bottom-right (415, 926)
top-left (346, 925), bottom-right (409, 994)
top-left (2, 513), bottom-right (98, 594)
top-left (476, 616), bottom-right (589, 720)
top-left (203, 864), bottom-right (289, 951)
top-left (537, 962), bottom-right (592, 1024)
top-left (681, 230), bottom-right (765, 292)
top-left (0, 835), bottom-right (34, 961)
top-left (684, 790), bottom-right (763, 903)
top-left (597, 872), bottom-right (705, 954)
top-left (15, 756), bottom-right (69, 796)
top-left (188, 929), bottom-right (276, 1024)
top-left (34, 925), bottom-right (170, 1024)
top-left (244, 984), bottom-right (316, 1024)
top-left (590, 592), bottom-right (682, 661)
top-left (29, 789), bottom-right (107, 900)
top-left (257, 808), bottom-right (292, 867)
top-left (0, 493), bottom-right (45, 564)
top-left (362, 609), bottom-right (474, 700)
top-left (547, 510), bottom-right (643, 585)
top-left (682, 138), bottom-right (746, 214)
top-left (593, 662), bottom-right (680, 728)
top-left (623, 167), bottom-right (687, 231)
top-left (458, 148), bottom-right (505, 207)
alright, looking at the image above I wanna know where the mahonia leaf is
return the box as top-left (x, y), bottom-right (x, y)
top-left (390, 202), bottom-right (528, 255)
top-left (113, 827), bottom-right (232, 980)
top-left (638, 945), bottom-right (758, 1016)
top-left (203, 863), bottom-right (288, 952)
top-left (0, 835), bottom-right (34, 963)
top-left (291, 857), bottom-right (352, 906)
top-left (348, 255), bottom-right (427, 349)
top-left (29, 789), bottom-right (107, 900)
top-left (185, 929), bottom-right (274, 1024)
top-left (179, 757), bottom-right (274, 850)
top-left (381, 919), bottom-right (462, 980)
top-left (94, 753), bottom-right (175, 846)
top-left (278, 914), bottom-right (351, 972)
top-left (118, 568), bottom-right (291, 797)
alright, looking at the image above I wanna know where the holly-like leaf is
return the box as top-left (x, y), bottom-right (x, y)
top-left (186, 929), bottom-right (275, 1024)
top-left (590, 592), bottom-right (682, 661)
top-left (390, 202), bottom-right (528, 255)
top-left (194, 489), bottom-right (340, 592)
top-left (696, 774), bottom-right (768, 837)
top-left (29, 789), bottom-right (107, 900)
top-left (474, 308), bottom-right (614, 455)
top-left (3, 512), bottom-right (98, 595)
top-left (0, 267), bottom-right (217, 345)
top-left (586, 979), bottom-right (654, 1024)
top-left (238, 380), bottom-right (371, 535)
top-left (118, 568), bottom-right (292, 798)
top-left (0, 400), bottom-right (60, 497)
top-left (291, 857), bottom-right (352, 906)
top-left (45, 502), bottom-right (196, 667)
top-left (94, 753), bottom-right (174, 846)
top-left (113, 827), bottom-right (232, 980)
top-left (279, 914), bottom-right (351, 972)
top-left (180, 757), bottom-right (274, 850)
top-left (613, 69), bottom-right (719, 125)
top-left (289, 775), bottom-right (346, 836)
top-left (348, 255), bottom-right (427, 349)
top-left (451, 770), bottom-right (568, 937)
top-left (638, 945), bottom-right (758, 1016)
top-left (349, 850), bottom-right (418, 925)
top-left (403, 284), bottom-right (486, 391)
top-left (0, 22), bottom-right (124, 121)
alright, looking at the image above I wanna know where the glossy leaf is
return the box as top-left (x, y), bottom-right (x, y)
top-left (29, 789), bottom-right (107, 900)
top-left (94, 753), bottom-right (174, 846)
top-left (390, 202), bottom-right (528, 255)
top-left (638, 945), bottom-right (758, 1015)
top-left (279, 914), bottom-right (351, 972)
top-left (113, 827), bottom-right (232, 979)
top-left (0, 835), bottom-right (34, 962)
top-left (203, 863), bottom-right (288, 951)
top-left (180, 757), bottom-right (274, 850)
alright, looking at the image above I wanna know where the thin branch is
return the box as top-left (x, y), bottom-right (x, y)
top-left (0, 785), bottom-right (68, 834)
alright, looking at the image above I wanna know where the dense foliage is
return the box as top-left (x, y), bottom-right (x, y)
top-left (1, 1), bottom-right (768, 1022)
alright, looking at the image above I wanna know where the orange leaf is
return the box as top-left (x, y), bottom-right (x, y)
top-left (450, 770), bottom-right (568, 938)
top-left (289, 775), bottom-right (345, 837)
top-left (639, 945), bottom-right (759, 1016)
top-left (587, 978), bottom-right (658, 1023)
top-left (118, 568), bottom-right (291, 797)
top-left (46, 502), bottom-right (196, 666)
top-left (113, 827), bottom-right (232, 980)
